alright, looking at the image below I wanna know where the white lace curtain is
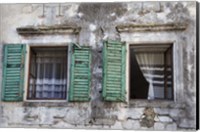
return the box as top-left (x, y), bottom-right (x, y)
top-left (29, 51), bottom-right (67, 99)
top-left (135, 52), bottom-right (164, 99)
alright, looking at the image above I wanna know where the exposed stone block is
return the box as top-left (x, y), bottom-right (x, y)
top-left (179, 118), bottom-right (196, 129)
top-left (127, 108), bottom-right (144, 119)
top-left (111, 121), bottom-right (123, 129)
top-left (92, 118), bottom-right (116, 126)
top-left (121, 120), bottom-right (140, 129)
top-left (154, 122), bottom-right (165, 130)
top-left (0, 117), bottom-right (8, 127)
top-left (64, 108), bottom-right (91, 125)
top-left (169, 109), bottom-right (181, 117)
top-left (154, 108), bottom-right (169, 115)
top-left (154, 115), bottom-right (160, 122)
top-left (166, 123), bottom-right (177, 130)
top-left (132, 120), bottom-right (141, 130)
top-left (158, 116), bottom-right (173, 123)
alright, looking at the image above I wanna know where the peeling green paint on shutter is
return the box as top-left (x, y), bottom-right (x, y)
top-left (69, 44), bottom-right (91, 101)
top-left (102, 40), bottom-right (126, 102)
top-left (2, 44), bottom-right (26, 102)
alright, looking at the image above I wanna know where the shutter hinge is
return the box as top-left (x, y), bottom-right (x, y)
top-left (71, 42), bottom-right (81, 49)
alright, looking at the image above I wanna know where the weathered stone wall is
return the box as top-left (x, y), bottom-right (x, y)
top-left (0, 2), bottom-right (196, 130)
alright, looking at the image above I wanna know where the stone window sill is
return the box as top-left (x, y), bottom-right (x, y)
top-left (129, 99), bottom-right (185, 108)
top-left (22, 101), bottom-right (89, 107)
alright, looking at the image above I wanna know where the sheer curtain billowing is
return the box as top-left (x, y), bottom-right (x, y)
top-left (29, 51), bottom-right (67, 99)
top-left (135, 52), bottom-right (164, 100)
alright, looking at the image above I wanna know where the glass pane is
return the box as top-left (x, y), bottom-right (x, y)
top-left (130, 45), bottom-right (173, 100)
top-left (28, 47), bottom-right (68, 100)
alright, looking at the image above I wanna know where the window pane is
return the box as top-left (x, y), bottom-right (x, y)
top-left (130, 45), bottom-right (173, 100)
top-left (28, 47), bottom-right (68, 100)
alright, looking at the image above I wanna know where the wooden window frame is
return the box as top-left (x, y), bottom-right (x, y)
top-left (128, 43), bottom-right (174, 101)
top-left (24, 44), bottom-right (71, 102)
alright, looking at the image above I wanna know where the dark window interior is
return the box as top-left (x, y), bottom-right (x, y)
top-left (129, 44), bottom-right (173, 100)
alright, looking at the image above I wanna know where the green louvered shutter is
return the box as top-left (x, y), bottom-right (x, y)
top-left (102, 40), bottom-right (126, 102)
top-left (69, 45), bottom-right (91, 101)
top-left (2, 44), bottom-right (26, 101)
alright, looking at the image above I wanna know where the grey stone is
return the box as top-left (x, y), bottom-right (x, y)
top-left (38, 107), bottom-right (54, 125)
top-left (154, 108), bottom-right (169, 115)
top-left (169, 109), bottom-right (180, 117)
top-left (111, 121), bottom-right (123, 129)
top-left (154, 122), bottom-right (165, 130)
top-left (143, 2), bottom-right (161, 13)
top-left (158, 116), bottom-right (173, 122)
top-left (166, 123), bottom-right (177, 130)
top-left (154, 115), bottom-right (160, 122)
top-left (0, 117), bottom-right (8, 127)
top-left (121, 120), bottom-right (132, 129)
top-left (179, 119), bottom-right (196, 129)
top-left (93, 118), bottom-right (116, 126)
top-left (64, 108), bottom-right (91, 125)
top-left (132, 120), bottom-right (141, 130)
top-left (121, 120), bottom-right (141, 130)
top-left (127, 108), bottom-right (144, 119)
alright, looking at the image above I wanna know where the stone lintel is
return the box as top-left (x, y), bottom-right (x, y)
top-left (116, 23), bottom-right (187, 33)
top-left (17, 25), bottom-right (81, 35)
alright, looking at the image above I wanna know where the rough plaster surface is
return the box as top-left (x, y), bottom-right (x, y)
top-left (0, 2), bottom-right (196, 130)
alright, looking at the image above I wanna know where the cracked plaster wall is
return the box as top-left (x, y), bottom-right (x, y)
top-left (0, 2), bottom-right (196, 130)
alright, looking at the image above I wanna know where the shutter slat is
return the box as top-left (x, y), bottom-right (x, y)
top-left (8, 56), bottom-right (21, 59)
top-left (7, 53), bottom-right (21, 56)
top-left (7, 73), bottom-right (20, 76)
top-left (106, 87), bottom-right (121, 91)
top-left (106, 91), bottom-right (121, 94)
top-left (107, 65), bottom-right (121, 69)
top-left (107, 43), bottom-right (122, 47)
top-left (2, 44), bottom-right (25, 102)
top-left (107, 74), bottom-right (121, 78)
top-left (75, 59), bottom-right (89, 62)
top-left (69, 45), bottom-right (91, 102)
top-left (7, 59), bottom-right (21, 62)
top-left (107, 56), bottom-right (121, 60)
top-left (4, 91), bottom-right (19, 94)
top-left (102, 40), bottom-right (126, 102)
top-left (74, 50), bottom-right (89, 54)
top-left (74, 73), bottom-right (89, 76)
top-left (74, 67), bottom-right (89, 71)
top-left (107, 81), bottom-right (121, 85)
top-left (74, 84), bottom-right (88, 87)
top-left (75, 56), bottom-right (89, 59)
top-left (106, 84), bottom-right (121, 88)
top-left (107, 47), bottom-right (122, 51)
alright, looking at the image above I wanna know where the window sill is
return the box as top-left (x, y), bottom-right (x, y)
top-left (23, 101), bottom-right (68, 107)
top-left (128, 99), bottom-right (185, 108)
top-left (23, 100), bottom-right (90, 107)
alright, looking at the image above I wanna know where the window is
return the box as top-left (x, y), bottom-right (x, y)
top-left (1, 44), bottom-right (92, 102)
top-left (129, 44), bottom-right (173, 100)
top-left (27, 46), bottom-right (68, 100)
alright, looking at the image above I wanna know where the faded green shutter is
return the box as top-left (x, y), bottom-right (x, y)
top-left (69, 44), bottom-right (91, 101)
top-left (102, 40), bottom-right (126, 102)
top-left (2, 44), bottom-right (26, 101)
